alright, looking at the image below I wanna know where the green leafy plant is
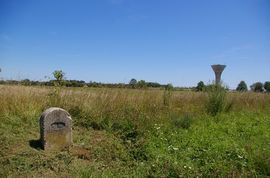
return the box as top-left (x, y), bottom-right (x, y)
top-left (52, 70), bottom-right (65, 86)
top-left (205, 84), bottom-right (232, 116)
top-left (172, 113), bottom-right (193, 129)
top-left (163, 84), bottom-right (173, 106)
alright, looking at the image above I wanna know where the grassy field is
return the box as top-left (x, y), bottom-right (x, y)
top-left (0, 85), bottom-right (270, 177)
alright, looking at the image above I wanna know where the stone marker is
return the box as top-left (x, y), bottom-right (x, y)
top-left (40, 107), bottom-right (72, 150)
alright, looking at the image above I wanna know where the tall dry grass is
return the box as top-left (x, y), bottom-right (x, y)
top-left (1, 85), bottom-right (269, 117)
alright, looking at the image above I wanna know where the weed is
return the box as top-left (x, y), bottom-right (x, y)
top-left (205, 84), bottom-right (233, 116)
top-left (163, 86), bottom-right (173, 107)
top-left (172, 113), bottom-right (193, 129)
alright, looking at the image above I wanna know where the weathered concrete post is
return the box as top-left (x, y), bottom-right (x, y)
top-left (39, 107), bottom-right (72, 150)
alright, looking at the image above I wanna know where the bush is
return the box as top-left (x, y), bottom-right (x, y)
top-left (205, 85), bottom-right (232, 116)
top-left (163, 86), bottom-right (172, 106)
top-left (172, 113), bottom-right (193, 129)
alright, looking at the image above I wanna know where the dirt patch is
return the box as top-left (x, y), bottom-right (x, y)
top-left (70, 146), bottom-right (92, 161)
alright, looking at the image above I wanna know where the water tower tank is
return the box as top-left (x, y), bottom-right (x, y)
top-left (211, 64), bottom-right (226, 85)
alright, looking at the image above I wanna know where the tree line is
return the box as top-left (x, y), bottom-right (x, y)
top-left (1, 70), bottom-right (269, 92)
top-left (195, 81), bottom-right (270, 92)
top-left (0, 78), bottom-right (174, 89)
top-left (0, 70), bottom-right (175, 89)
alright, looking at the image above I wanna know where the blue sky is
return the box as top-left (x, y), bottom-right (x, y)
top-left (0, 0), bottom-right (269, 88)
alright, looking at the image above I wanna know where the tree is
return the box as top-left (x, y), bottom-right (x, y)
top-left (250, 82), bottom-right (264, 92)
top-left (129, 79), bottom-right (137, 88)
top-left (236, 81), bottom-right (248, 92)
top-left (196, 81), bottom-right (205, 91)
top-left (53, 70), bottom-right (65, 86)
top-left (146, 82), bottom-right (161, 88)
top-left (264, 81), bottom-right (270, 92)
top-left (129, 78), bottom-right (137, 85)
top-left (21, 79), bottom-right (31, 86)
top-left (165, 83), bottom-right (174, 90)
top-left (137, 80), bottom-right (146, 88)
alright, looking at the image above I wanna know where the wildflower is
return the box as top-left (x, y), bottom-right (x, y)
top-left (238, 155), bottom-right (243, 159)
top-left (168, 145), bottom-right (179, 151)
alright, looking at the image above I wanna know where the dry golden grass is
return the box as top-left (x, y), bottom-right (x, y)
top-left (1, 85), bottom-right (269, 116)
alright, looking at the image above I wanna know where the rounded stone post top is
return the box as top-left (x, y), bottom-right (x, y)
top-left (40, 107), bottom-right (72, 121)
top-left (39, 107), bottom-right (72, 150)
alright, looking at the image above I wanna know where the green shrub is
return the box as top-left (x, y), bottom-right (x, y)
top-left (253, 152), bottom-right (270, 176)
top-left (172, 113), bottom-right (193, 129)
top-left (205, 85), bottom-right (232, 116)
top-left (72, 110), bottom-right (93, 129)
top-left (163, 84), bottom-right (173, 106)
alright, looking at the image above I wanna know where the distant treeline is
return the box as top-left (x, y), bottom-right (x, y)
top-left (195, 80), bottom-right (270, 93)
top-left (0, 79), bottom-right (192, 91)
top-left (1, 79), bottom-right (269, 92)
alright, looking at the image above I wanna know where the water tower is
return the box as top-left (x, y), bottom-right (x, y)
top-left (211, 64), bottom-right (226, 85)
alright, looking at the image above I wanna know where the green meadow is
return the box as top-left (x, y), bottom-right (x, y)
top-left (0, 85), bottom-right (270, 177)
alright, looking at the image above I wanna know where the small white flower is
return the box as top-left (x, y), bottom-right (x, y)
top-left (238, 155), bottom-right (243, 159)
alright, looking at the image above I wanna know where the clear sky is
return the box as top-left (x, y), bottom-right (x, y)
top-left (0, 0), bottom-right (269, 88)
